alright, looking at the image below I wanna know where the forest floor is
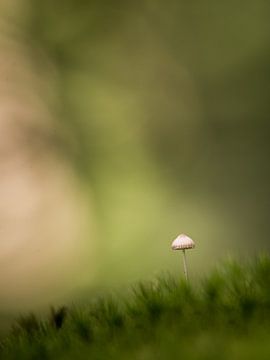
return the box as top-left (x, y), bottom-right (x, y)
top-left (1, 255), bottom-right (270, 359)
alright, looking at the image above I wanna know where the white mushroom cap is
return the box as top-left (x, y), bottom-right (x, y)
top-left (171, 234), bottom-right (195, 250)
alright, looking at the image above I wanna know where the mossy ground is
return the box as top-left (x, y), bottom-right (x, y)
top-left (1, 256), bottom-right (270, 359)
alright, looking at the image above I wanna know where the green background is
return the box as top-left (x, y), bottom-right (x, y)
top-left (0, 0), bottom-right (269, 317)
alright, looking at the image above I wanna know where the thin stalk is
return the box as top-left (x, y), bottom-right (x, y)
top-left (182, 250), bottom-right (188, 281)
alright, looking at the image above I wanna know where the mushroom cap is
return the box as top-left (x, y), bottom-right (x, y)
top-left (171, 234), bottom-right (195, 250)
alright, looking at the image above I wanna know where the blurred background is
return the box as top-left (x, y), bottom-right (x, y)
top-left (0, 0), bottom-right (269, 321)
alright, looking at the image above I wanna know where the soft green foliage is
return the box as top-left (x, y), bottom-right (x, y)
top-left (1, 256), bottom-right (270, 359)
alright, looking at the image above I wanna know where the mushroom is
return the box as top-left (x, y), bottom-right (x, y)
top-left (171, 234), bottom-right (195, 281)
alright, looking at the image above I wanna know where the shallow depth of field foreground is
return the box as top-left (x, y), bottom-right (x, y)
top-left (1, 256), bottom-right (270, 360)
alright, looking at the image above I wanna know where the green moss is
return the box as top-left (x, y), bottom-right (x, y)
top-left (1, 255), bottom-right (270, 359)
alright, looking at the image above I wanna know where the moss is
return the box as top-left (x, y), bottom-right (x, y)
top-left (1, 256), bottom-right (270, 360)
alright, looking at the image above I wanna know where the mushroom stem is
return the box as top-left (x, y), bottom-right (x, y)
top-left (182, 250), bottom-right (188, 281)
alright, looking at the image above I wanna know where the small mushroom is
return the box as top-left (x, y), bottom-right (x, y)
top-left (171, 234), bottom-right (195, 281)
